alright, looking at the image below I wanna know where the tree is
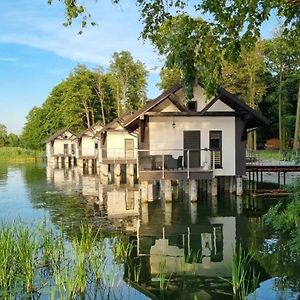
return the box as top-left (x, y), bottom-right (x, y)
top-left (21, 107), bottom-right (48, 149)
top-left (7, 134), bottom-right (20, 147)
top-left (109, 51), bottom-right (148, 116)
top-left (61, 65), bottom-right (99, 129)
top-left (157, 67), bottom-right (181, 91)
top-left (264, 31), bottom-right (300, 151)
top-left (50, 0), bottom-right (299, 96)
top-left (222, 41), bottom-right (267, 150)
top-left (0, 124), bottom-right (7, 147)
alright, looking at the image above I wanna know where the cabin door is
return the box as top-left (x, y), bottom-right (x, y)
top-left (125, 139), bottom-right (134, 158)
top-left (184, 131), bottom-right (201, 168)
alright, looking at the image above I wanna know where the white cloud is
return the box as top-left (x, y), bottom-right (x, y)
top-left (0, 0), bottom-right (162, 73)
top-left (0, 57), bottom-right (17, 62)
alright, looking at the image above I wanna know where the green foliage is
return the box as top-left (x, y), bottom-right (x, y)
top-left (109, 51), bottom-right (148, 115)
top-left (230, 245), bottom-right (260, 300)
top-left (157, 66), bottom-right (182, 91)
top-left (0, 147), bottom-right (42, 162)
top-left (0, 221), bottom-right (131, 299)
top-left (50, 0), bottom-right (299, 98)
top-left (21, 57), bottom-right (148, 149)
top-left (264, 178), bottom-right (300, 255)
top-left (0, 124), bottom-right (8, 147)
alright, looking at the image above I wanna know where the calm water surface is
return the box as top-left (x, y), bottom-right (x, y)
top-left (0, 162), bottom-right (299, 299)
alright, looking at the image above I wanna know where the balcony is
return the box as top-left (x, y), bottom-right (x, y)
top-left (138, 149), bottom-right (216, 181)
top-left (100, 148), bottom-right (138, 164)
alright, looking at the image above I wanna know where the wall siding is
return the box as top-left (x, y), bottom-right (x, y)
top-left (149, 116), bottom-right (236, 176)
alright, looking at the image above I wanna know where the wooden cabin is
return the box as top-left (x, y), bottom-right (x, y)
top-left (45, 128), bottom-right (77, 167)
top-left (76, 122), bottom-right (103, 172)
top-left (124, 83), bottom-right (268, 197)
top-left (98, 111), bottom-right (138, 184)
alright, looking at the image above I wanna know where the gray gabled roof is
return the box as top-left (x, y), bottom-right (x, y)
top-left (99, 110), bottom-right (136, 133)
top-left (200, 87), bottom-right (269, 127)
top-left (77, 121), bottom-right (103, 138)
top-left (123, 83), bottom-right (187, 130)
top-left (45, 128), bottom-right (77, 143)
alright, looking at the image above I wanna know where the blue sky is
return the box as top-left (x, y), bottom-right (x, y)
top-left (0, 0), bottom-right (279, 134)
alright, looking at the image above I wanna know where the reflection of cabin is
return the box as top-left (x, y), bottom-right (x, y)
top-left (46, 128), bottom-right (77, 166)
top-left (105, 187), bottom-right (140, 232)
top-left (124, 83), bottom-right (268, 196)
top-left (77, 122), bottom-right (103, 171)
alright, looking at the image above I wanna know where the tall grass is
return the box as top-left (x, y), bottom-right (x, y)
top-left (221, 245), bottom-right (260, 300)
top-left (0, 147), bottom-right (43, 162)
top-left (0, 221), bottom-right (130, 299)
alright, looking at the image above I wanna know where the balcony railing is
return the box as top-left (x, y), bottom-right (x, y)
top-left (101, 148), bottom-right (138, 161)
top-left (138, 148), bottom-right (216, 179)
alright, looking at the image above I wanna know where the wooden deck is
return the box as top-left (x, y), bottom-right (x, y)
top-left (101, 158), bottom-right (137, 164)
top-left (139, 168), bottom-right (213, 181)
top-left (246, 164), bottom-right (300, 172)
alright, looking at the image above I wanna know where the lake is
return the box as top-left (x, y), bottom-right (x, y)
top-left (0, 162), bottom-right (299, 299)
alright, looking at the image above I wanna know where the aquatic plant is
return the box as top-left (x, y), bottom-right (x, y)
top-left (0, 221), bottom-right (132, 299)
top-left (264, 178), bottom-right (300, 255)
top-left (221, 245), bottom-right (260, 300)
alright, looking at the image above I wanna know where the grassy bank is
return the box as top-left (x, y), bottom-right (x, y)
top-left (248, 150), bottom-right (299, 161)
top-left (0, 147), bottom-right (43, 162)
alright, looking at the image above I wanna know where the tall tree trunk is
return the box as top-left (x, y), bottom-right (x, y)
top-left (293, 80), bottom-right (300, 151)
top-left (94, 77), bottom-right (106, 125)
top-left (278, 70), bottom-right (284, 152)
top-left (83, 102), bottom-right (91, 128)
top-left (117, 84), bottom-right (121, 117)
top-left (247, 70), bottom-right (256, 151)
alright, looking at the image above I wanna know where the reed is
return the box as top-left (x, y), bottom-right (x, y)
top-left (0, 147), bottom-right (43, 162)
top-left (0, 224), bottom-right (17, 299)
top-left (15, 225), bottom-right (38, 294)
top-left (221, 245), bottom-right (260, 300)
top-left (0, 221), bottom-right (134, 299)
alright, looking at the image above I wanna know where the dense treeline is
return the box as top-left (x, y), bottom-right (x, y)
top-left (0, 124), bottom-right (20, 147)
top-left (21, 51), bottom-right (148, 149)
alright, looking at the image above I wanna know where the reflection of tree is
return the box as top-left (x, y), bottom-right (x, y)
top-left (248, 222), bottom-right (300, 291)
top-left (0, 163), bottom-right (8, 184)
top-left (21, 164), bottom-right (109, 240)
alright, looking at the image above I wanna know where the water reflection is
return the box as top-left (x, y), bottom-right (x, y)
top-left (0, 163), bottom-right (296, 299)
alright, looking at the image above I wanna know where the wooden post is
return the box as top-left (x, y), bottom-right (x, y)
top-left (224, 176), bottom-right (230, 191)
top-left (148, 183), bottom-right (154, 202)
top-left (211, 177), bottom-right (218, 197)
top-left (127, 163), bottom-right (134, 187)
top-left (236, 176), bottom-right (243, 196)
top-left (236, 195), bottom-right (243, 215)
top-left (114, 164), bottom-right (121, 186)
top-left (190, 202), bottom-right (197, 224)
top-left (140, 181), bottom-right (149, 203)
top-left (100, 164), bottom-right (109, 185)
top-left (141, 203), bottom-right (149, 225)
top-left (189, 179), bottom-right (198, 202)
top-left (164, 202), bottom-right (172, 225)
top-left (229, 176), bottom-right (236, 194)
top-left (164, 180), bottom-right (172, 203)
top-left (210, 195), bottom-right (218, 215)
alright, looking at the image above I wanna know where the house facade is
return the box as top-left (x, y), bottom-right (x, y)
top-left (45, 128), bottom-right (77, 166)
top-left (76, 123), bottom-right (103, 171)
top-left (124, 83), bottom-right (267, 196)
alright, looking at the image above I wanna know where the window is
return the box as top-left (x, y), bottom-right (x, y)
top-left (209, 131), bottom-right (222, 168)
top-left (125, 139), bottom-right (134, 158)
top-left (187, 101), bottom-right (197, 111)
